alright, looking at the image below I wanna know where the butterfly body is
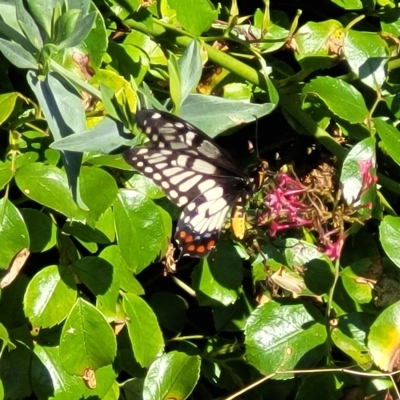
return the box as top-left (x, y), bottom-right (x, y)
top-left (123, 110), bottom-right (251, 257)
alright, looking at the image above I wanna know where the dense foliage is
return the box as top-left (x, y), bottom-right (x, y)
top-left (1, 0), bottom-right (400, 398)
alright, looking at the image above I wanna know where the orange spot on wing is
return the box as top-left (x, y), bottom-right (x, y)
top-left (187, 244), bottom-right (195, 251)
top-left (197, 246), bottom-right (205, 253)
top-left (179, 231), bottom-right (187, 239)
top-left (206, 240), bottom-right (216, 250)
top-left (185, 235), bottom-right (194, 243)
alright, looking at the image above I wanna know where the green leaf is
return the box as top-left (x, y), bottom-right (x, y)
top-left (374, 117), bottom-right (400, 166)
top-left (340, 137), bottom-right (376, 208)
top-left (178, 40), bottom-right (202, 105)
top-left (296, 374), bottom-right (339, 400)
top-left (0, 92), bottom-right (19, 125)
top-left (0, 161), bottom-right (13, 191)
top-left (26, 0), bottom-right (54, 37)
top-left (71, 257), bottom-right (113, 296)
top-left (168, 52), bottom-right (182, 113)
top-left (150, 292), bottom-right (187, 334)
top-left (51, 117), bottom-right (131, 152)
top-left (59, 298), bottom-right (117, 375)
top-left (143, 352), bottom-right (201, 400)
top-left (99, 245), bottom-right (144, 295)
top-left (331, 0), bottom-right (363, 9)
top-left (302, 76), bottom-right (368, 123)
top-left (33, 345), bottom-right (117, 399)
top-left (0, 38), bottom-right (38, 69)
top-left (192, 240), bottom-right (243, 307)
top-left (115, 189), bottom-right (170, 273)
top-left (344, 30), bottom-right (388, 90)
top-left (331, 313), bottom-right (373, 369)
top-left (168, 0), bottom-right (218, 36)
top-left (380, 216), bottom-right (400, 268)
top-left (55, 11), bottom-right (96, 50)
top-left (122, 293), bottom-right (164, 368)
top-left (16, 0), bottom-right (43, 49)
top-left (180, 94), bottom-right (275, 138)
top-left (0, 198), bottom-right (29, 269)
top-left (245, 301), bottom-right (327, 376)
top-left (368, 301), bottom-right (400, 371)
top-left (15, 163), bottom-right (86, 221)
top-left (27, 71), bottom-right (87, 210)
top-left (80, 166), bottom-right (118, 223)
top-left (24, 265), bottom-right (77, 328)
top-left (341, 258), bottom-right (375, 305)
top-left (20, 208), bottom-right (57, 253)
top-left (295, 20), bottom-right (343, 70)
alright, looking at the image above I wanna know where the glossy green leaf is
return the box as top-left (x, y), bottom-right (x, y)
top-left (99, 245), bottom-right (144, 295)
top-left (150, 292), bottom-right (187, 334)
top-left (380, 216), bottom-right (400, 268)
top-left (0, 92), bottom-right (19, 125)
top-left (79, 166), bottom-right (118, 223)
top-left (344, 30), bottom-right (388, 90)
top-left (71, 257), bottom-right (113, 296)
top-left (295, 20), bottom-right (343, 70)
top-left (59, 298), bottom-right (116, 375)
top-left (245, 301), bottom-right (327, 376)
top-left (24, 265), bottom-right (77, 328)
top-left (368, 301), bottom-right (400, 371)
top-left (340, 137), bottom-right (376, 209)
top-left (302, 76), bottom-right (368, 123)
top-left (115, 189), bottom-right (169, 273)
top-left (331, 0), bottom-right (362, 9)
top-left (33, 345), bottom-right (117, 400)
top-left (15, 163), bottom-right (86, 221)
top-left (168, 0), bottom-right (217, 36)
top-left (122, 293), bottom-right (164, 368)
top-left (143, 352), bottom-right (201, 400)
top-left (0, 161), bottom-right (13, 190)
top-left (331, 313), bottom-right (373, 369)
top-left (20, 208), bottom-right (56, 252)
top-left (192, 241), bottom-right (243, 307)
top-left (341, 259), bottom-right (374, 304)
top-left (0, 198), bottom-right (29, 269)
top-left (374, 117), bottom-right (400, 167)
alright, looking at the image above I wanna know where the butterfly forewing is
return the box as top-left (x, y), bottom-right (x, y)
top-left (123, 110), bottom-right (250, 258)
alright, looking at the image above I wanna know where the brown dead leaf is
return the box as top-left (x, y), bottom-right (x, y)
top-left (0, 248), bottom-right (30, 288)
top-left (83, 368), bottom-right (96, 389)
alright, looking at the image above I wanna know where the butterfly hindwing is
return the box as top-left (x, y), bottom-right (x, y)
top-left (123, 110), bottom-right (250, 258)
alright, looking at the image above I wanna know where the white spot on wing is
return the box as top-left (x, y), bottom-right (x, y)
top-left (204, 186), bottom-right (223, 201)
top-left (153, 173), bottom-right (162, 180)
top-left (151, 113), bottom-right (162, 119)
top-left (178, 175), bottom-right (202, 192)
top-left (155, 162), bottom-right (168, 170)
top-left (192, 159), bottom-right (217, 174)
top-left (161, 181), bottom-right (170, 189)
top-left (136, 161), bottom-right (144, 167)
top-left (198, 179), bottom-right (215, 193)
top-left (179, 196), bottom-right (188, 205)
top-left (136, 148), bottom-right (148, 155)
top-left (164, 167), bottom-right (183, 177)
top-left (145, 167), bottom-right (153, 173)
top-left (147, 156), bottom-right (168, 164)
top-left (169, 190), bottom-right (178, 199)
top-left (170, 171), bottom-right (194, 184)
top-left (177, 155), bottom-right (190, 167)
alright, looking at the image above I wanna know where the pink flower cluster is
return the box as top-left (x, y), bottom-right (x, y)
top-left (258, 159), bottom-right (377, 260)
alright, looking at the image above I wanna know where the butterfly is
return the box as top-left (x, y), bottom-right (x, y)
top-left (123, 109), bottom-right (252, 258)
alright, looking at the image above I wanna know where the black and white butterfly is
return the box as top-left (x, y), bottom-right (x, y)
top-left (123, 110), bottom-right (252, 258)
